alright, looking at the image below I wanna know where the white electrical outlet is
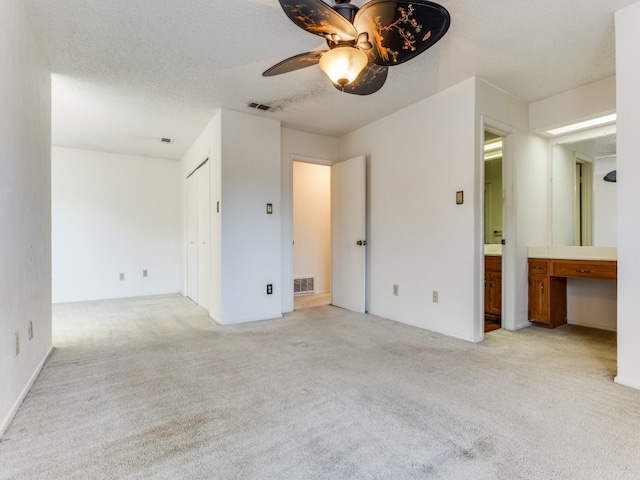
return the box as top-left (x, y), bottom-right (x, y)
top-left (15, 332), bottom-right (20, 356)
top-left (143, 269), bottom-right (148, 278)
top-left (393, 284), bottom-right (399, 296)
top-left (119, 272), bottom-right (125, 281)
top-left (432, 290), bottom-right (439, 303)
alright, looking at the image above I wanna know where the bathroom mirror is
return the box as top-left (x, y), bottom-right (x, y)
top-left (551, 130), bottom-right (617, 246)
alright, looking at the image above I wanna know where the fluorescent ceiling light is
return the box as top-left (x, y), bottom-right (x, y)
top-left (484, 140), bottom-right (503, 152)
top-left (484, 152), bottom-right (502, 160)
top-left (545, 114), bottom-right (616, 136)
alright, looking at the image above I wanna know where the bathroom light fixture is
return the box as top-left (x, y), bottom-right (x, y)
top-left (484, 140), bottom-right (503, 152)
top-left (484, 151), bottom-right (502, 161)
top-left (545, 113), bottom-right (617, 136)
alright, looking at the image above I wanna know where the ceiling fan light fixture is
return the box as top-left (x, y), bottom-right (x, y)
top-left (319, 46), bottom-right (368, 87)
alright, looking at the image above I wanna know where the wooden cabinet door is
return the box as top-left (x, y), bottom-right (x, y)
top-left (528, 275), bottom-right (549, 324)
top-left (487, 270), bottom-right (502, 317)
top-left (484, 256), bottom-right (502, 319)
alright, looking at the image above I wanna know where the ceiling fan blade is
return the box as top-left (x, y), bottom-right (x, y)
top-left (263, 51), bottom-right (325, 76)
top-left (354, 0), bottom-right (450, 66)
top-left (278, 0), bottom-right (358, 42)
top-left (336, 64), bottom-right (388, 95)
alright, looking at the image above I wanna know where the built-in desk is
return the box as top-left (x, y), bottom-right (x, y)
top-left (527, 248), bottom-right (617, 328)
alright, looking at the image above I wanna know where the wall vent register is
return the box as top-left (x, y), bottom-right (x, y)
top-left (294, 277), bottom-right (315, 295)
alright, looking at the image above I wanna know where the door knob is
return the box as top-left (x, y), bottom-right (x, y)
top-left (356, 240), bottom-right (367, 246)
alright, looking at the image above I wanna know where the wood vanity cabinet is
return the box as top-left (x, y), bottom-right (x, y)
top-left (484, 256), bottom-right (502, 320)
top-left (527, 259), bottom-right (566, 328)
top-left (527, 257), bottom-right (617, 328)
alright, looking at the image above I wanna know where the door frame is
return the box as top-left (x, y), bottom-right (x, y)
top-left (479, 117), bottom-right (516, 340)
top-left (282, 154), bottom-right (335, 313)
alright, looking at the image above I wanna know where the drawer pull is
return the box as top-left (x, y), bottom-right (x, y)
top-left (578, 269), bottom-right (591, 273)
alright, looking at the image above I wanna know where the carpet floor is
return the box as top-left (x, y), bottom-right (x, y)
top-left (1, 294), bottom-right (639, 479)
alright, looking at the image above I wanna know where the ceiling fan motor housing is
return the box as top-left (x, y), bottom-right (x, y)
top-left (332, 0), bottom-right (358, 23)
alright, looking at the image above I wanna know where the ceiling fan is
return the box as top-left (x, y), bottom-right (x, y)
top-left (263, 0), bottom-right (451, 95)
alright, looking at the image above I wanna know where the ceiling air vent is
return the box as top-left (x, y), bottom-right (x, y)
top-left (247, 102), bottom-right (280, 113)
top-left (159, 137), bottom-right (174, 144)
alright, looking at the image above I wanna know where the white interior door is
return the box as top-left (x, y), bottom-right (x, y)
top-left (197, 161), bottom-right (211, 310)
top-left (331, 155), bottom-right (366, 313)
top-left (186, 173), bottom-right (198, 302)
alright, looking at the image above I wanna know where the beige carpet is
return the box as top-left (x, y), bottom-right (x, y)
top-left (1, 294), bottom-right (639, 479)
top-left (294, 292), bottom-right (331, 310)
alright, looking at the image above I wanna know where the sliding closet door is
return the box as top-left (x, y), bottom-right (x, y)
top-left (186, 159), bottom-right (210, 310)
top-left (197, 161), bottom-right (211, 310)
top-left (186, 172), bottom-right (199, 303)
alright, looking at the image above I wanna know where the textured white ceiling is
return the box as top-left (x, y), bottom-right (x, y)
top-left (22, 0), bottom-right (636, 160)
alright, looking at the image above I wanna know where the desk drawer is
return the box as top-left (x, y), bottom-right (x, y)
top-left (551, 260), bottom-right (617, 280)
top-left (528, 259), bottom-right (548, 275)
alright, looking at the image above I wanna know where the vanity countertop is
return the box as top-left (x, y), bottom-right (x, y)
top-left (484, 244), bottom-right (503, 256)
top-left (527, 246), bottom-right (617, 261)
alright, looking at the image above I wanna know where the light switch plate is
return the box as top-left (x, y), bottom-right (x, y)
top-left (456, 191), bottom-right (464, 204)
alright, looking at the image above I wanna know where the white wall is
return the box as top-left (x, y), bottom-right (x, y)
top-left (181, 110), bottom-right (282, 325)
top-left (529, 76), bottom-right (616, 132)
top-left (337, 77), bottom-right (544, 341)
top-left (281, 128), bottom-right (339, 312)
top-left (221, 110), bottom-right (282, 323)
top-left (51, 147), bottom-right (181, 303)
top-left (615, 1), bottom-right (640, 390)
top-left (339, 78), bottom-right (478, 341)
top-left (593, 156), bottom-right (617, 246)
top-left (475, 78), bottom-right (549, 334)
top-left (180, 112), bottom-right (222, 322)
top-left (552, 144), bottom-right (577, 245)
top-left (293, 162), bottom-right (331, 294)
top-left (567, 279), bottom-right (617, 331)
top-left (0, 0), bottom-right (52, 436)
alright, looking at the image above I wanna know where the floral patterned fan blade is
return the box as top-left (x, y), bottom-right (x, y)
top-left (278, 0), bottom-right (358, 42)
top-left (354, 0), bottom-right (450, 66)
top-left (335, 63), bottom-right (388, 95)
top-left (263, 51), bottom-right (325, 76)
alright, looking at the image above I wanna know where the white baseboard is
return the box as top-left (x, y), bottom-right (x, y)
top-left (512, 321), bottom-right (532, 331)
top-left (568, 320), bottom-right (617, 332)
top-left (614, 375), bottom-right (640, 391)
top-left (367, 309), bottom-right (476, 343)
top-left (219, 313), bottom-right (284, 326)
top-left (208, 313), bottom-right (223, 325)
top-left (0, 346), bottom-right (54, 438)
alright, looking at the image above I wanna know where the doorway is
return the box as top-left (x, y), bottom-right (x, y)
top-left (574, 157), bottom-right (593, 246)
top-left (292, 161), bottom-right (331, 309)
top-left (484, 130), bottom-right (504, 332)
